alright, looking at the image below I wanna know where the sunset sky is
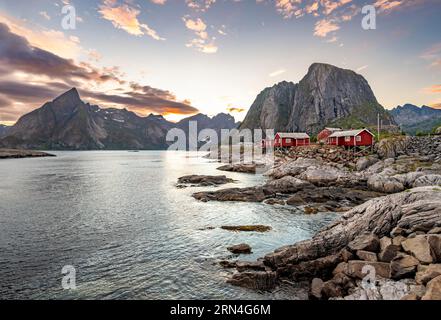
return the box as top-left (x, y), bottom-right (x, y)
top-left (0, 0), bottom-right (440, 125)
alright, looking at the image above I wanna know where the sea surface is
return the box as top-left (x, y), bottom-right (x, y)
top-left (0, 151), bottom-right (337, 299)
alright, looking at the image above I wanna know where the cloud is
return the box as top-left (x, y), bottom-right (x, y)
top-left (186, 0), bottom-right (216, 12)
top-left (423, 84), bottom-right (441, 94)
top-left (431, 103), bottom-right (441, 109)
top-left (314, 19), bottom-right (340, 37)
top-left (98, 0), bottom-right (165, 40)
top-left (356, 65), bottom-right (369, 72)
top-left (269, 69), bottom-right (287, 77)
top-left (227, 107), bottom-right (246, 113)
top-left (421, 43), bottom-right (441, 70)
top-left (184, 17), bottom-right (207, 32)
top-left (39, 11), bottom-right (51, 20)
top-left (0, 23), bottom-right (122, 84)
top-left (183, 16), bottom-right (218, 54)
top-left (0, 11), bottom-right (82, 59)
top-left (0, 22), bottom-right (198, 123)
top-left (151, 0), bottom-right (167, 4)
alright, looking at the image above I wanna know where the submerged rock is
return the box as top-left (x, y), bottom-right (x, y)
top-left (227, 244), bottom-right (252, 254)
top-left (193, 187), bottom-right (274, 202)
top-left (227, 271), bottom-right (277, 291)
top-left (217, 163), bottom-right (264, 174)
top-left (221, 225), bottom-right (272, 232)
top-left (177, 175), bottom-right (234, 187)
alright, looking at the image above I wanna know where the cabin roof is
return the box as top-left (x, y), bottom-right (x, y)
top-left (329, 129), bottom-right (374, 138)
top-left (276, 132), bottom-right (310, 139)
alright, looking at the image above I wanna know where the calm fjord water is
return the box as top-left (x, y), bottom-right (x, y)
top-left (0, 151), bottom-right (336, 299)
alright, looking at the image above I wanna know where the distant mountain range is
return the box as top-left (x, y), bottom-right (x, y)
top-left (240, 63), bottom-right (396, 135)
top-left (0, 88), bottom-right (239, 150)
top-left (389, 104), bottom-right (441, 135)
top-left (0, 124), bottom-right (10, 138)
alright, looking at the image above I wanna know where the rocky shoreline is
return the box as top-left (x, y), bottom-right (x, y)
top-left (0, 148), bottom-right (55, 159)
top-left (185, 136), bottom-right (441, 300)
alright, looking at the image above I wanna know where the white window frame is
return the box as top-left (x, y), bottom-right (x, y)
top-left (356, 135), bottom-right (362, 142)
top-left (286, 138), bottom-right (291, 143)
top-left (345, 136), bottom-right (351, 142)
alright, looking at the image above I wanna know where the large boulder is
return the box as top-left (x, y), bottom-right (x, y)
top-left (356, 156), bottom-right (379, 171)
top-left (310, 278), bottom-right (324, 299)
top-left (428, 234), bottom-right (441, 262)
top-left (231, 188), bottom-right (441, 290)
top-left (347, 260), bottom-right (391, 279)
top-left (421, 275), bottom-right (441, 300)
top-left (348, 234), bottom-right (380, 253)
top-left (378, 237), bottom-right (400, 262)
top-left (390, 254), bottom-right (420, 279)
top-left (415, 264), bottom-right (441, 285)
top-left (367, 174), bottom-right (405, 193)
top-left (401, 236), bottom-right (433, 264)
top-left (264, 176), bottom-right (314, 194)
top-left (413, 174), bottom-right (441, 187)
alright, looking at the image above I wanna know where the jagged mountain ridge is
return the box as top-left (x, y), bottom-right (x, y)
top-left (389, 104), bottom-right (441, 134)
top-left (240, 63), bottom-right (395, 134)
top-left (0, 88), bottom-right (238, 150)
top-left (0, 124), bottom-right (10, 138)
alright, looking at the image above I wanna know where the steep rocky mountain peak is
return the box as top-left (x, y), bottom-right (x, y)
top-left (240, 63), bottom-right (395, 134)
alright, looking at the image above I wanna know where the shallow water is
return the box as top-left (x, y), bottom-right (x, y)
top-left (0, 151), bottom-right (337, 299)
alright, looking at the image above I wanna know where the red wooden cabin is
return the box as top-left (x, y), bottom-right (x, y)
top-left (317, 127), bottom-right (342, 142)
top-left (274, 132), bottom-right (310, 148)
top-left (327, 129), bottom-right (374, 147)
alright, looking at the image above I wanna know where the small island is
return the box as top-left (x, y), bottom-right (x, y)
top-left (0, 149), bottom-right (55, 159)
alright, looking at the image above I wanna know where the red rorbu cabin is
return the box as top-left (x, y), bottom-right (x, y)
top-left (317, 128), bottom-right (342, 143)
top-left (327, 129), bottom-right (374, 147)
top-left (274, 132), bottom-right (310, 148)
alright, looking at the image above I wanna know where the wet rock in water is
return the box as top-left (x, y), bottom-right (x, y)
top-left (286, 187), bottom-right (383, 211)
top-left (390, 254), bottom-right (420, 279)
top-left (235, 260), bottom-right (266, 272)
top-left (219, 260), bottom-right (237, 269)
top-left (421, 275), bottom-right (441, 300)
top-left (264, 198), bottom-right (285, 205)
top-left (348, 234), bottom-right (380, 253)
top-left (227, 243), bottom-right (252, 254)
top-left (192, 187), bottom-right (274, 202)
top-left (221, 225), bottom-right (272, 232)
top-left (415, 264), bottom-right (441, 285)
top-left (401, 235), bottom-right (433, 264)
top-left (227, 271), bottom-right (277, 291)
top-left (177, 175), bottom-right (234, 187)
top-left (228, 187), bottom-right (441, 297)
top-left (0, 149), bottom-right (55, 159)
top-left (304, 206), bottom-right (319, 215)
top-left (217, 163), bottom-right (264, 174)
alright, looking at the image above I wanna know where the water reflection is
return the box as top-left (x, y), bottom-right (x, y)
top-left (0, 151), bottom-right (337, 299)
